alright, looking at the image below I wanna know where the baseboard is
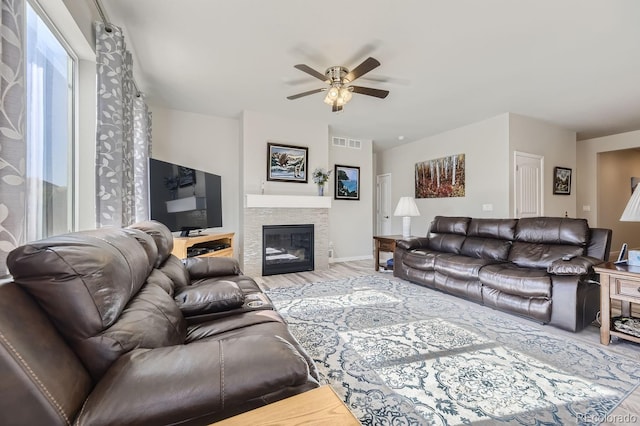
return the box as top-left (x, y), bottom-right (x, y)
top-left (329, 255), bottom-right (372, 264)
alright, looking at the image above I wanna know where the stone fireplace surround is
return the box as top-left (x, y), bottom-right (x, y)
top-left (243, 194), bottom-right (330, 277)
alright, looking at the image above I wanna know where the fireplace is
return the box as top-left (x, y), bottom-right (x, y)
top-left (262, 224), bottom-right (314, 276)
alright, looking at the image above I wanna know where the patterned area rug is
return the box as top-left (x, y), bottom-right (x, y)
top-left (265, 276), bottom-right (640, 425)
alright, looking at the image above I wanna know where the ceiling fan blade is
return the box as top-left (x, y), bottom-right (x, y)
top-left (286, 88), bottom-right (325, 100)
top-left (350, 85), bottom-right (389, 99)
top-left (293, 64), bottom-right (329, 82)
top-left (332, 102), bottom-right (343, 113)
top-left (344, 57), bottom-right (380, 83)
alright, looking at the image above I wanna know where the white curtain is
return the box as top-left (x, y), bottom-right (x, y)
top-left (0, 0), bottom-right (25, 275)
top-left (95, 22), bottom-right (151, 227)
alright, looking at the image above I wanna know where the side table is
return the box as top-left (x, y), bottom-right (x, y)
top-left (212, 385), bottom-right (360, 425)
top-left (373, 235), bottom-right (407, 272)
top-left (594, 262), bottom-right (640, 345)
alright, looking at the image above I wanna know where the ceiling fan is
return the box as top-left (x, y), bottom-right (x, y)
top-left (286, 57), bottom-right (389, 112)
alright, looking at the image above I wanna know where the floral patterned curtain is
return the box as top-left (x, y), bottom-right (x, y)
top-left (95, 22), bottom-right (151, 227)
top-left (0, 0), bottom-right (25, 275)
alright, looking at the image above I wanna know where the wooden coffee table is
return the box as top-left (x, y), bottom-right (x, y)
top-left (213, 385), bottom-right (360, 425)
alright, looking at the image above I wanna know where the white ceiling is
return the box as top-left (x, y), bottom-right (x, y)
top-left (102, 0), bottom-right (640, 152)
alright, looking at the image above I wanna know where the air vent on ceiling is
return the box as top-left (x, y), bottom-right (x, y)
top-left (332, 137), bottom-right (361, 149)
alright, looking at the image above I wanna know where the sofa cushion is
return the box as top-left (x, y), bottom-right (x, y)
top-left (7, 228), bottom-right (151, 345)
top-left (128, 220), bottom-right (174, 267)
top-left (76, 282), bottom-right (187, 379)
top-left (515, 217), bottom-right (589, 246)
top-left (460, 237), bottom-right (511, 260)
top-left (174, 281), bottom-right (245, 315)
top-left (434, 254), bottom-right (500, 280)
top-left (159, 255), bottom-right (191, 289)
top-left (479, 263), bottom-right (551, 298)
top-left (75, 336), bottom-right (314, 426)
top-left (185, 257), bottom-right (242, 278)
top-left (428, 234), bottom-right (466, 254)
top-left (508, 242), bottom-right (584, 269)
top-left (193, 275), bottom-right (262, 294)
top-left (430, 216), bottom-right (471, 235)
top-left (467, 218), bottom-right (518, 240)
top-left (434, 273), bottom-right (483, 302)
top-left (482, 286), bottom-right (551, 323)
top-left (402, 249), bottom-right (440, 271)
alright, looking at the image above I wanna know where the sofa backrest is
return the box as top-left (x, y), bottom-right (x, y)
top-left (508, 217), bottom-right (589, 268)
top-left (587, 228), bottom-right (613, 260)
top-left (128, 220), bottom-right (175, 267)
top-left (0, 281), bottom-right (92, 425)
top-left (7, 227), bottom-right (187, 380)
top-left (428, 216), bottom-right (471, 254)
top-left (460, 218), bottom-right (518, 260)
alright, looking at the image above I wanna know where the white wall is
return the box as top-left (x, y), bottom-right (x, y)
top-left (577, 129), bottom-right (640, 226)
top-left (597, 149), bottom-right (640, 253)
top-left (242, 110), bottom-right (329, 195)
top-left (151, 107), bottom-right (241, 237)
top-left (508, 113), bottom-right (577, 218)
top-left (377, 114), bottom-right (510, 237)
top-left (329, 138), bottom-right (373, 261)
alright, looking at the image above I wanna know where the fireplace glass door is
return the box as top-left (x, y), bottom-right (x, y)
top-left (262, 224), bottom-right (314, 276)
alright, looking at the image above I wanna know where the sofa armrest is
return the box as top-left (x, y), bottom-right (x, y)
top-left (184, 256), bottom-right (242, 279)
top-left (547, 255), bottom-right (603, 276)
top-left (396, 237), bottom-right (430, 251)
top-left (75, 335), bottom-right (312, 425)
top-left (174, 280), bottom-right (244, 315)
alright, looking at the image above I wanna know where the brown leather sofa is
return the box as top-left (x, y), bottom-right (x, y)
top-left (394, 216), bottom-right (612, 332)
top-left (0, 221), bottom-right (318, 425)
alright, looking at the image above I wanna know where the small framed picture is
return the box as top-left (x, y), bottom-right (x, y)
top-left (334, 164), bottom-right (360, 200)
top-left (267, 142), bottom-right (308, 183)
top-left (553, 167), bottom-right (572, 195)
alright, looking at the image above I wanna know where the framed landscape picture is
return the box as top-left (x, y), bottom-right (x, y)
top-left (334, 164), bottom-right (360, 200)
top-left (553, 166), bottom-right (571, 195)
top-left (267, 142), bottom-right (308, 183)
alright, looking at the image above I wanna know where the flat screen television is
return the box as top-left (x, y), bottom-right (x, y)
top-left (148, 158), bottom-right (222, 236)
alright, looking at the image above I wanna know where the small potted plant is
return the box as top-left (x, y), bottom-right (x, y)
top-left (312, 167), bottom-right (331, 196)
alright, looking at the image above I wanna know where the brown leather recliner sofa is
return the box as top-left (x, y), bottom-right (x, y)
top-left (393, 216), bottom-right (612, 332)
top-left (0, 221), bottom-right (319, 425)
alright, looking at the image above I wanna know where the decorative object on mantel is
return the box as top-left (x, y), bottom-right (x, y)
top-left (312, 167), bottom-right (331, 196)
top-left (267, 142), bottom-right (308, 183)
top-left (394, 196), bottom-right (420, 237)
top-left (334, 164), bottom-right (360, 200)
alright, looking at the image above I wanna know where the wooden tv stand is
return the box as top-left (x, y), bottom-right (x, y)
top-left (172, 232), bottom-right (234, 259)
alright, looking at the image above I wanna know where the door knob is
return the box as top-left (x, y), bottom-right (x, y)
top-left (384, 216), bottom-right (389, 219)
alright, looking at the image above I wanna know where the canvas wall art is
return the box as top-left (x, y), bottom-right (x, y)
top-left (415, 154), bottom-right (466, 198)
top-left (334, 164), bottom-right (360, 200)
top-left (266, 142), bottom-right (308, 183)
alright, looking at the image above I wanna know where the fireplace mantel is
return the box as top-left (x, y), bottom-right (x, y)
top-left (245, 194), bottom-right (331, 209)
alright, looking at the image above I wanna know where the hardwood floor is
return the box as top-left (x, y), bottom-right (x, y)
top-left (252, 260), bottom-right (640, 424)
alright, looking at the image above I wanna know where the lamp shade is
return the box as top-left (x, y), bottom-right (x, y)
top-left (620, 186), bottom-right (640, 221)
top-left (394, 197), bottom-right (420, 217)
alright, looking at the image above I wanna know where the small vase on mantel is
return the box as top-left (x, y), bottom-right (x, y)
top-left (317, 184), bottom-right (324, 196)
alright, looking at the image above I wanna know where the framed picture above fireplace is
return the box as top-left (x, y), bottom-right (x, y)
top-left (334, 164), bottom-right (360, 200)
top-left (267, 142), bottom-right (308, 183)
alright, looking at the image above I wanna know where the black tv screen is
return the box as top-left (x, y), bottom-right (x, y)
top-left (148, 158), bottom-right (222, 234)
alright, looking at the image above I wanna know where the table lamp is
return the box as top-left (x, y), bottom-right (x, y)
top-left (620, 185), bottom-right (640, 221)
top-left (394, 196), bottom-right (420, 238)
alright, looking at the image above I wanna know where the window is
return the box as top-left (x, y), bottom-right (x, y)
top-left (25, 2), bottom-right (75, 241)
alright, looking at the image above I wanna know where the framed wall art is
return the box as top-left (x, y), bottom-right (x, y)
top-left (553, 167), bottom-right (571, 195)
top-left (334, 164), bottom-right (360, 200)
top-left (415, 153), bottom-right (465, 198)
top-left (266, 142), bottom-right (308, 183)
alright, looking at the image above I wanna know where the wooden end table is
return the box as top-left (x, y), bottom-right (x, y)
top-left (212, 385), bottom-right (360, 425)
top-left (594, 262), bottom-right (640, 345)
top-left (373, 235), bottom-right (407, 272)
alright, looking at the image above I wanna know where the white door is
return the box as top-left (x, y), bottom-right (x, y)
top-left (376, 174), bottom-right (392, 235)
top-left (514, 152), bottom-right (544, 218)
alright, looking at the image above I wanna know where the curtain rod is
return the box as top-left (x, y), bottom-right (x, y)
top-left (93, 0), bottom-right (141, 97)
